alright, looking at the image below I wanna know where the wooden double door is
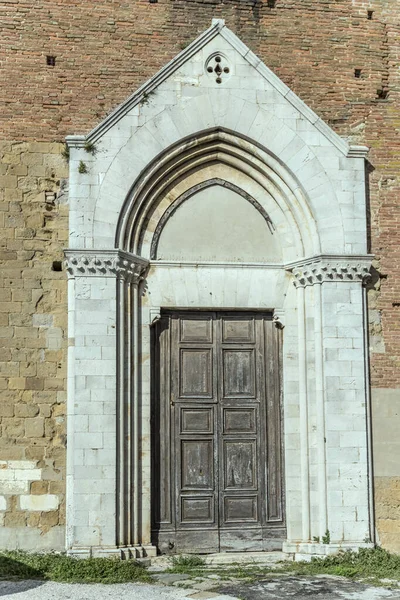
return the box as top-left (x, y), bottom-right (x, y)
top-left (151, 311), bottom-right (285, 553)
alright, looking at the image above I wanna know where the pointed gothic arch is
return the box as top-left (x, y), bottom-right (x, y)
top-left (115, 128), bottom-right (321, 260)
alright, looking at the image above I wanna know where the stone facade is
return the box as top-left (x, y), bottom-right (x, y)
top-left (1, 0), bottom-right (400, 554)
top-left (61, 22), bottom-right (372, 558)
top-left (0, 142), bottom-right (68, 548)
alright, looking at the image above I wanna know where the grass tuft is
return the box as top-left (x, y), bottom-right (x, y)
top-left (0, 551), bottom-right (152, 584)
top-left (169, 554), bottom-right (206, 574)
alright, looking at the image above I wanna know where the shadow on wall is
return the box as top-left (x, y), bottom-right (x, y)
top-left (0, 554), bottom-right (44, 596)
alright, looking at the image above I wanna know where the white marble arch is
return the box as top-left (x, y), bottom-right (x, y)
top-left (65, 20), bottom-right (374, 559)
top-left (116, 128), bottom-right (320, 259)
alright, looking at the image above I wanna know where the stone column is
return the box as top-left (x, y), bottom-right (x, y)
top-left (64, 249), bottom-right (149, 557)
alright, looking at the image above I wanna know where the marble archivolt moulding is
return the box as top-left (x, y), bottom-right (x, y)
top-left (289, 256), bottom-right (372, 287)
top-left (64, 250), bottom-right (149, 283)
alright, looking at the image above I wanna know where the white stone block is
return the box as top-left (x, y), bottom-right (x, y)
top-left (74, 433), bottom-right (103, 449)
top-left (20, 495), bottom-right (59, 512)
top-left (75, 360), bottom-right (115, 377)
top-left (0, 481), bottom-right (29, 494)
top-left (14, 469), bottom-right (41, 482)
top-left (75, 416), bottom-right (89, 432)
top-left (88, 414), bottom-right (115, 433)
top-left (0, 496), bottom-right (7, 511)
top-left (88, 511), bottom-right (114, 526)
top-left (76, 479), bottom-right (115, 494)
top-left (84, 449), bottom-right (115, 467)
top-left (343, 521), bottom-right (369, 541)
top-left (73, 510), bottom-right (89, 527)
top-left (340, 431), bottom-right (367, 448)
top-left (84, 335), bottom-right (115, 348)
top-left (339, 376), bottom-right (364, 390)
top-left (75, 346), bottom-right (102, 360)
top-left (338, 349), bottom-right (363, 361)
top-left (326, 415), bottom-right (354, 432)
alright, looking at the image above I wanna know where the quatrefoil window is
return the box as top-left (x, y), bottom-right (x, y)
top-left (206, 54), bottom-right (230, 84)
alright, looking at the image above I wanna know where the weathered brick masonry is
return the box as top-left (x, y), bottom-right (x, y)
top-left (1, 0), bottom-right (400, 550)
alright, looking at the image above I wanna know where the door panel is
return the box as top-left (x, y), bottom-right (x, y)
top-left (222, 349), bottom-right (255, 397)
top-left (180, 349), bottom-right (213, 398)
top-left (181, 496), bottom-right (214, 523)
top-left (180, 407), bottom-right (213, 434)
top-left (223, 440), bottom-right (257, 489)
top-left (222, 318), bottom-right (255, 342)
top-left (180, 317), bottom-right (213, 342)
top-left (223, 408), bottom-right (256, 434)
top-left (152, 311), bottom-right (285, 554)
top-left (224, 496), bottom-right (258, 522)
top-left (181, 440), bottom-right (214, 489)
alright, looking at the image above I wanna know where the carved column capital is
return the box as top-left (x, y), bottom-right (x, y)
top-left (287, 255), bottom-right (373, 288)
top-left (64, 249), bottom-right (149, 284)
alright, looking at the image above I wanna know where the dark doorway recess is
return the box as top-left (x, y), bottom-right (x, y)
top-left (151, 310), bottom-right (285, 553)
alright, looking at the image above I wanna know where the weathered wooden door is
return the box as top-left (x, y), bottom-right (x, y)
top-left (151, 311), bottom-right (285, 553)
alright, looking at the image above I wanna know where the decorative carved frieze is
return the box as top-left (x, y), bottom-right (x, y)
top-left (289, 256), bottom-right (372, 287)
top-left (64, 250), bottom-right (149, 283)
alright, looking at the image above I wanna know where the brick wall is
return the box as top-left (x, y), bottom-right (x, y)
top-left (2, 0), bottom-right (400, 386)
top-left (1, 0), bottom-right (400, 550)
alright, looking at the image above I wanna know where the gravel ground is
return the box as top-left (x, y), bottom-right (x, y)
top-left (0, 580), bottom-right (237, 600)
top-left (1, 577), bottom-right (399, 600)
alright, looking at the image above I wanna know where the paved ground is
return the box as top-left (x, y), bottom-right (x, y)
top-left (0, 577), bottom-right (399, 600)
top-left (221, 575), bottom-right (400, 599)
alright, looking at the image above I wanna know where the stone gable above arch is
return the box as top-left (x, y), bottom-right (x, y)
top-left (67, 19), bottom-right (367, 158)
top-left (66, 19), bottom-right (369, 259)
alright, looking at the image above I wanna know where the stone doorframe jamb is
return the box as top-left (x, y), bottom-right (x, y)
top-left (64, 248), bottom-right (154, 558)
top-left (284, 253), bottom-right (373, 554)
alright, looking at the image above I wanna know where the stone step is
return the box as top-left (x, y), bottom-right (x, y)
top-left (204, 552), bottom-right (293, 566)
top-left (149, 552), bottom-right (294, 572)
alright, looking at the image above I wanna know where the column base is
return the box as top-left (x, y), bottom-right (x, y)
top-left (67, 544), bottom-right (157, 560)
top-left (282, 541), bottom-right (374, 561)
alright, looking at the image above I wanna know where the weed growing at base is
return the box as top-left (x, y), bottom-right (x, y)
top-left (169, 554), bottom-right (206, 574)
top-left (278, 547), bottom-right (400, 586)
top-left (0, 551), bottom-right (152, 584)
top-left (167, 548), bottom-right (400, 589)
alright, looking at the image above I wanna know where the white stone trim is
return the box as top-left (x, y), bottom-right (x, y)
top-left (314, 282), bottom-right (328, 540)
top-left (64, 249), bottom-right (149, 283)
top-left (117, 129), bottom-right (322, 258)
top-left (288, 255), bottom-right (373, 287)
top-left (283, 541), bottom-right (374, 558)
top-left (297, 284), bottom-right (310, 542)
top-left (347, 146), bottom-right (369, 159)
top-left (66, 276), bottom-right (75, 551)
